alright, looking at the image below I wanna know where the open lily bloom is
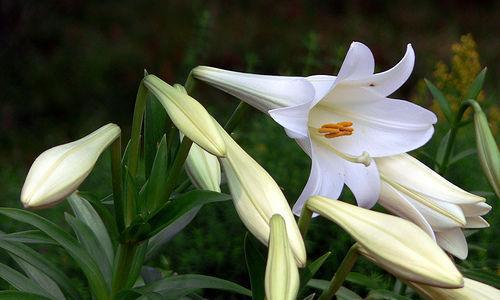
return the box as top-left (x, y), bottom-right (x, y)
top-left (193, 42), bottom-right (437, 214)
top-left (376, 153), bottom-right (491, 259)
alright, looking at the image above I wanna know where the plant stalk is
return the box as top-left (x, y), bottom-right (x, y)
top-left (318, 243), bottom-right (359, 300)
top-left (111, 242), bottom-right (141, 298)
top-left (298, 205), bottom-right (313, 239)
top-left (110, 136), bottom-right (124, 232)
top-left (224, 101), bottom-right (250, 134)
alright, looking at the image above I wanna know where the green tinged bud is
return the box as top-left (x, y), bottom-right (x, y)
top-left (265, 214), bottom-right (300, 300)
top-left (470, 101), bottom-right (500, 198)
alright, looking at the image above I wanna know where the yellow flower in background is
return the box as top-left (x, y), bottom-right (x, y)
top-left (307, 196), bottom-right (463, 288)
top-left (21, 124), bottom-right (121, 209)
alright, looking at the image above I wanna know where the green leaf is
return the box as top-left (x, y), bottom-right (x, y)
top-left (449, 148), bottom-right (477, 166)
top-left (0, 208), bottom-right (109, 300)
top-left (68, 193), bottom-right (114, 266)
top-left (435, 130), bottom-right (452, 170)
top-left (144, 135), bottom-right (169, 213)
top-left (0, 238), bottom-right (80, 300)
top-left (77, 193), bottom-right (119, 246)
top-left (0, 291), bottom-right (53, 300)
top-left (365, 289), bottom-right (412, 300)
top-left (0, 230), bottom-right (56, 245)
top-left (146, 190), bottom-right (231, 237)
top-left (425, 79), bottom-right (453, 123)
top-left (244, 233), bottom-right (266, 300)
top-left (306, 279), bottom-right (362, 300)
top-left (345, 272), bottom-right (383, 290)
top-left (144, 93), bottom-right (168, 178)
top-left (11, 256), bottom-right (65, 300)
top-left (138, 274), bottom-right (251, 299)
top-left (123, 166), bottom-right (140, 227)
top-left (0, 262), bottom-right (53, 299)
top-left (65, 213), bottom-right (112, 288)
top-left (466, 67), bottom-right (487, 100)
top-left (299, 252), bottom-right (331, 295)
top-left (146, 206), bottom-right (201, 261)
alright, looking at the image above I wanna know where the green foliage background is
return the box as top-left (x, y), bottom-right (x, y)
top-left (0, 0), bottom-right (498, 297)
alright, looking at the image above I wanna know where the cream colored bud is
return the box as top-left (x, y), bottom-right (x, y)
top-left (376, 153), bottom-right (490, 259)
top-left (218, 124), bottom-right (306, 267)
top-left (143, 75), bottom-right (226, 157)
top-left (307, 196), bottom-right (463, 288)
top-left (265, 214), bottom-right (300, 300)
top-left (409, 277), bottom-right (500, 300)
top-left (185, 140), bottom-right (221, 192)
top-left (472, 104), bottom-right (500, 198)
top-left (21, 124), bottom-right (121, 209)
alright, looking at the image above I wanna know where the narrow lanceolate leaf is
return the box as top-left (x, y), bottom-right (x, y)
top-left (466, 67), bottom-right (487, 100)
top-left (146, 190), bottom-right (231, 237)
top-left (0, 208), bottom-right (109, 300)
top-left (138, 274), bottom-right (252, 299)
top-left (0, 291), bottom-right (54, 300)
top-left (435, 130), bottom-right (452, 170)
top-left (11, 256), bottom-right (65, 300)
top-left (425, 79), bottom-right (453, 123)
top-left (306, 196), bottom-right (463, 288)
top-left (0, 230), bottom-right (56, 245)
top-left (144, 92), bottom-right (168, 178)
top-left (306, 279), bottom-right (362, 300)
top-left (143, 135), bottom-right (169, 213)
top-left (0, 262), bottom-right (53, 299)
top-left (65, 213), bottom-right (112, 288)
top-left (146, 206), bottom-right (201, 261)
top-left (0, 238), bottom-right (80, 300)
top-left (244, 233), bottom-right (266, 300)
top-left (67, 193), bottom-right (114, 266)
top-left (299, 252), bottom-right (331, 295)
top-left (365, 289), bottom-right (412, 300)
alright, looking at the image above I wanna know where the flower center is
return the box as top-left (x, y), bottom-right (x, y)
top-left (318, 121), bottom-right (354, 138)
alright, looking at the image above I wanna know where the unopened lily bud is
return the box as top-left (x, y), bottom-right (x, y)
top-left (409, 277), bottom-right (500, 300)
top-left (265, 214), bottom-right (299, 300)
top-left (21, 124), bottom-right (121, 209)
top-left (471, 102), bottom-right (500, 198)
top-left (307, 196), bottom-right (463, 288)
top-left (143, 75), bottom-right (226, 157)
top-left (219, 124), bottom-right (306, 267)
top-left (184, 139), bottom-right (221, 192)
top-left (376, 153), bottom-right (490, 259)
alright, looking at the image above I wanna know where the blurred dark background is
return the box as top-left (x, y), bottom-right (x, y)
top-left (0, 0), bottom-right (498, 298)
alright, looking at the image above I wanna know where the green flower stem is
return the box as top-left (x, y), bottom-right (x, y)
top-left (298, 205), bottom-right (313, 238)
top-left (110, 136), bottom-right (124, 232)
top-left (319, 243), bottom-right (359, 300)
top-left (184, 71), bottom-right (196, 94)
top-left (439, 99), bottom-right (477, 174)
top-left (224, 101), bottom-right (250, 133)
top-left (111, 242), bottom-right (144, 298)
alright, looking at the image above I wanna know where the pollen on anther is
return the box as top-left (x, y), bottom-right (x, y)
top-left (319, 121), bottom-right (354, 138)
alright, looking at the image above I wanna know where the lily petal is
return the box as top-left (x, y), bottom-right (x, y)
top-left (461, 202), bottom-right (492, 216)
top-left (336, 42), bottom-right (375, 81)
top-left (292, 141), bottom-right (345, 215)
top-left (435, 228), bottom-right (468, 260)
top-left (377, 154), bottom-right (485, 204)
top-left (379, 181), bottom-right (435, 239)
top-left (306, 75), bottom-right (336, 101)
top-left (192, 66), bottom-right (315, 112)
top-left (343, 159), bottom-right (380, 208)
top-left (465, 216), bottom-right (490, 228)
top-left (269, 102), bottom-right (311, 139)
top-left (346, 44), bottom-right (415, 97)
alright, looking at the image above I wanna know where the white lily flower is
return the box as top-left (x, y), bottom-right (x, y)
top-left (409, 277), bottom-right (500, 300)
top-left (307, 196), bottom-right (463, 288)
top-left (376, 153), bottom-right (491, 259)
top-left (21, 124), bottom-right (121, 209)
top-left (185, 141), bottom-right (221, 192)
top-left (218, 123), bottom-right (307, 267)
top-left (193, 42), bottom-right (437, 214)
